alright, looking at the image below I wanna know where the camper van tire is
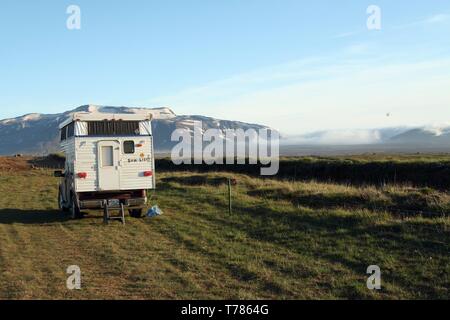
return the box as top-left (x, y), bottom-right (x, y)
top-left (69, 194), bottom-right (83, 219)
top-left (129, 209), bottom-right (143, 218)
top-left (58, 189), bottom-right (69, 212)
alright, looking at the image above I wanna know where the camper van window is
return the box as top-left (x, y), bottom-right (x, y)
top-left (67, 122), bottom-right (75, 138)
top-left (60, 127), bottom-right (67, 141)
top-left (101, 146), bottom-right (114, 167)
top-left (123, 141), bottom-right (135, 154)
top-left (88, 121), bottom-right (140, 136)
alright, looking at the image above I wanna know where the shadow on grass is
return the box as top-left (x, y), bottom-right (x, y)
top-left (247, 189), bottom-right (449, 218)
top-left (161, 175), bottom-right (236, 186)
top-left (201, 204), bottom-right (447, 298)
top-left (27, 154), bottom-right (65, 169)
top-left (157, 180), bottom-right (449, 298)
top-left (0, 209), bottom-right (70, 224)
top-left (158, 181), bottom-right (448, 255)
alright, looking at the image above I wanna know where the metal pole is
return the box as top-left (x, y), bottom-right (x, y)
top-left (228, 178), bottom-right (232, 214)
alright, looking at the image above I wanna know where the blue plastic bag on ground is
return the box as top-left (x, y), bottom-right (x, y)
top-left (147, 205), bottom-right (163, 217)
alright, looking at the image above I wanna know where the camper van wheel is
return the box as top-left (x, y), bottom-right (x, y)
top-left (129, 209), bottom-right (143, 218)
top-left (58, 189), bottom-right (69, 212)
top-left (70, 196), bottom-right (83, 219)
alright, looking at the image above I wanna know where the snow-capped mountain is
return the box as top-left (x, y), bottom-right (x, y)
top-left (0, 105), bottom-right (270, 155)
top-left (388, 126), bottom-right (450, 145)
top-left (1, 105), bottom-right (449, 156)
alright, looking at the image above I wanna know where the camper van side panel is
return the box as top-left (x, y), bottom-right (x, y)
top-left (73, 137), bottom-right (99, 192)
top-left (60, 138), bottom-right (76, 173)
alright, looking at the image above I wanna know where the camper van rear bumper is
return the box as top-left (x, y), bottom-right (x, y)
top-left (79, 198), bottom-right (147, 209)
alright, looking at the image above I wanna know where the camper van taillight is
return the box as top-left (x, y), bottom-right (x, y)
top-left (143, 171), bottom-right (153, 177)
top-left (77, 172), bottom-right (88, 179)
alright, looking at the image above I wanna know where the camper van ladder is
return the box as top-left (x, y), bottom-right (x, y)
top-left (103, 202), bottom-right (126, 225)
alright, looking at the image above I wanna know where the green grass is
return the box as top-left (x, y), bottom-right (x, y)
top-left (0, 169), bottom-right (448, 299)
top-left (157, 154), bottom-right (450, 190)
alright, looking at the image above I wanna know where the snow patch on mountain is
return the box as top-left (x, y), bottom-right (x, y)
top-left (422, 124), bottom-right (450, 136)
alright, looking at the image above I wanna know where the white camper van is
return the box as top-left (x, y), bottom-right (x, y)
top-left (55, 111), bottom-right (155, 221)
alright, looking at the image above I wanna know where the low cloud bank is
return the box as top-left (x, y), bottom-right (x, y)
top-left (280, 128), bottom-right (411, 145)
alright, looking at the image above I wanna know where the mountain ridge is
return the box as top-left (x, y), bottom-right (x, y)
top-left (1, 105), bottom-right (450, 155)
top-left (0, 105), bottom-right (270, 155)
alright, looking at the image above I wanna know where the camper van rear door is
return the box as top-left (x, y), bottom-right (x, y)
top-left (97, 141), bottom-right (121, 191)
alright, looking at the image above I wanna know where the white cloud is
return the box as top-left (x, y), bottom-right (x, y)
top-left (282, 129), bottom-right (383, 145)
top-left (424, 13), bottom-right (450, 24)
top-left (394, 13), bottom-right (450, 29)
top-left (147, 54), bottom-right (450, 135)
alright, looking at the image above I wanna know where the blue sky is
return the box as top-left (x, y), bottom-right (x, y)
top-left (0, 0), bottom-right (449, 134)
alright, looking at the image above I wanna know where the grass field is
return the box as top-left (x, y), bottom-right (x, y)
top-left (0, 162), bottom-right (449, 299)
top-left (156, 154), bottom-right (450, 191)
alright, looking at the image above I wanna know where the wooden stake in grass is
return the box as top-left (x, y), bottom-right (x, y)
top-left (228, 178), bottom-right (232, 215)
